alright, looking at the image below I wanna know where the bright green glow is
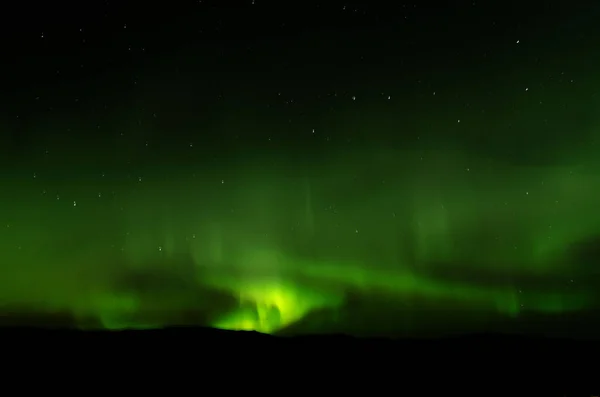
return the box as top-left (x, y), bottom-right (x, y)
top-left (211, 279), bottom-right (344, 333)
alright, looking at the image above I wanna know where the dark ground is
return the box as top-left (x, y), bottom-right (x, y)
top-left (1, 326), bottom-right (597, 394)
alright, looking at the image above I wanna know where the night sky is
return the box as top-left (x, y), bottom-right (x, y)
top-left (1, 0), bottom-right (600, 338)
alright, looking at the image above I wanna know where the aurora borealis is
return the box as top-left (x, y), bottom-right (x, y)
top-left (1, 1), bottom-right (600, 338)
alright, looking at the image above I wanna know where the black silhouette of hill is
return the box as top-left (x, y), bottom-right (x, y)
top-left (1, 324), bottom-right (598, 392)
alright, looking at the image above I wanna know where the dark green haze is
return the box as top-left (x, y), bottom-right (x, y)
top-left (1, 2), bottom-right (600, 338)
top-left (2, 138), bottom-right (600, 335)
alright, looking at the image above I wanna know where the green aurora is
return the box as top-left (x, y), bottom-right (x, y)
top-left (1, 144), bottom-right (599, 336)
